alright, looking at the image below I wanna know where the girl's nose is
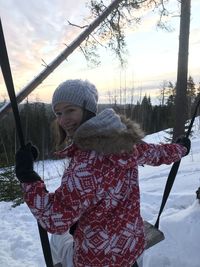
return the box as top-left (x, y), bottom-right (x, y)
top-left (58, 113), bottom-right (68, 125)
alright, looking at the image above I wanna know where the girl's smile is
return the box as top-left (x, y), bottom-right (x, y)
top-left (54, 103), bottom-right (83, 137)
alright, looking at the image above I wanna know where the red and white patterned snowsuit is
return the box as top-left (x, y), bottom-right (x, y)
top-left (21, 109), bottom-right (187, 267)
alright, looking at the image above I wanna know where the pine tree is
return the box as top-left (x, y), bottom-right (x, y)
top-left (187, 76), bottom-right (196, 118)
top-left (0, 165), bottom-right (24, 207)
top-left (140, 95), bottom-right (152, 133)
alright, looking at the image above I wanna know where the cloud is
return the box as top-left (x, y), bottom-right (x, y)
top-left (0, 0), bottom-right (199, 104)
top-left (1, 2), bottom-right (87, 50)
top-left (0, 0), bottom-right (91, 92)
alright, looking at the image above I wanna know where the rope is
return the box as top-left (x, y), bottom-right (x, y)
top-left (155, 95), bottom-right (200, 229)
top-left (0, 18), bottom-right (54, 267)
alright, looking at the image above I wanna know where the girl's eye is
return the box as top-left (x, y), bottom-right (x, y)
top-left (55, 111), bottom-right (62, 117)
top-left (67, 109), bottom-right (75, 112)
top-left (55, 109), bottom-right (75, 117)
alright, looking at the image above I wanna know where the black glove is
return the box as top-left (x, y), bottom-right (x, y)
top-left (15, 142), bottom-right (41, 183)
top-left (175, 136), bottom-right (191, 156)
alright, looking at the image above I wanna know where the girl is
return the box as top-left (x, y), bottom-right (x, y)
top-left (15, 79), bottom-right (190, 267)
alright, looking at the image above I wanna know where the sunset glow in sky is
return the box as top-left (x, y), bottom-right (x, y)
top-left (0, 0), bottom-right (200, 104)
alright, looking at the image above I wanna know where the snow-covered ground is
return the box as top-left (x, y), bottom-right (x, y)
top-left (0, 117), bottom-right (200, 267)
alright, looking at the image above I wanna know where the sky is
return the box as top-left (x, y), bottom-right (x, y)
top-left (0, 116), bottom-right (200, 267)
top-left (0, 0), bottom-right (200, 104)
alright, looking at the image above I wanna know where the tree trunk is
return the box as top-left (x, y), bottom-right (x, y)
top-left (173, 0), bottom-right (191, 140)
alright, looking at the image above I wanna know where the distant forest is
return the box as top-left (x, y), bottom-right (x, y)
top-left (0, 76), bottom-right (200, 167)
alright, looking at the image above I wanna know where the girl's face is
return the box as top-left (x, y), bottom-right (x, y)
top-left (54, 103), bottom-right (83, 137)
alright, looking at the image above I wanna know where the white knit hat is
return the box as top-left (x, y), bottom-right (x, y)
top-left (52, 79), bottom-right (98, 114)
top-left (75, 108), bottom-right (126, 138)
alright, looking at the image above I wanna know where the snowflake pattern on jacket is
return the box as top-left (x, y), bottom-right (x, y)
top-left (21, 109), bottom-right (187, 267)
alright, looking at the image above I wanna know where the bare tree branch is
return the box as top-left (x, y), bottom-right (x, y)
top-left (67, 20), bottom-right (88, 29)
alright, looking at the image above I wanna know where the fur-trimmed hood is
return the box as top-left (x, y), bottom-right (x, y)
top-left (74, 108), bottom-right (144, 154)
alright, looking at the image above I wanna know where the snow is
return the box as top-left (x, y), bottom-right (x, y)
top-left (1, 118), bottom-right (200, 267)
